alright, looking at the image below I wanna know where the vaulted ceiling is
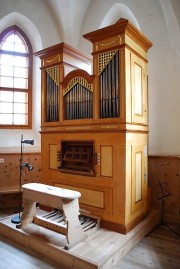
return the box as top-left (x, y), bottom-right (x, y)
top-left (46, 0), bottom-right (180, 32)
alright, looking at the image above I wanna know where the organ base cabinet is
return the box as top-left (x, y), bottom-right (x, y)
top-left (35, 19), bottom-right (152, 233)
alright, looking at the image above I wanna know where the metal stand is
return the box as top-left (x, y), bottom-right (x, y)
top-left (152, 182), bottom-right (179, 236)
top-left (153, 181), bottom-right (171, 225)
top-left (161, 197), bottom-right (166, 225)
top-left (11, 135), bottom-right (34, 224)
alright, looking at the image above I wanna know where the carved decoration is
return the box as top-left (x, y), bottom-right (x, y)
top-left (42, 54), bottom-right (61, 66)
top-left (46, 66), bottom-right (59, 86)
top-left (96, 35), bottom-right (122, 51)
top-left (63, 77), bottom-right (93, 96)
top-left (98, 50), bottom-right (118, 75)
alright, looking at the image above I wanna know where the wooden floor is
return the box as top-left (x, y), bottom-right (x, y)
top-left (0, 209), bottom-right (179, 269)
top-left (115, 224), bottom-right (180, 269)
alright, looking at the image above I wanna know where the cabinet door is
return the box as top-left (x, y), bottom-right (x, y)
top-left (131, 144), bottom-right (148, 214)
top-left (131, 54), bottom-right (148, 125)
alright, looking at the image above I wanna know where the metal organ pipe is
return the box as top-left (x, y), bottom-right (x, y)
top-left (115, 52), bottom-right (120, 117)
top-left (64, 83), bottom-right (93, 120)
top-left (100, 52), bottom-right (119, 118)
top-left (46, 72), bottom-right (59, 122)
top-left (46, 51), bottom-right (119, 122)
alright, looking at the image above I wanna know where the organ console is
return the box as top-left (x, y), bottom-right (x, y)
top-left (35, 18), bottom-right (152, 234)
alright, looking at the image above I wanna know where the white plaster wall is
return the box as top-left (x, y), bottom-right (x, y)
top-left (0, 0), bottom-right (179, 156)
top-left (148, 0), bottom-right (180, 155)
top-left (0, 0), bottom-right (62, 152)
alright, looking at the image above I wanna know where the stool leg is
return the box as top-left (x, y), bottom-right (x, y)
top-left (21, 199), bottom-right (36, 227)
top-left (62, 198), bottom-right (87, 248)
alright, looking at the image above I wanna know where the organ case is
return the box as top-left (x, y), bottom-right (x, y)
top-left (35, 19), bottom-right (152, 233)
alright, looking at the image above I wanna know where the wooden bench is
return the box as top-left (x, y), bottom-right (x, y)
top-left (0, 189), bottom-right (20, 194)
top-left (20, 183), bottom-right (87, 249)
top-left (0, 188), bottom-right (22, 209)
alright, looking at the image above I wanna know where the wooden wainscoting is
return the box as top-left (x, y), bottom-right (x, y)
top-left (0, 152), bottom-right (41, 209)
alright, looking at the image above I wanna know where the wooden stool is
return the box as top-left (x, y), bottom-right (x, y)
top-left (20, 183), bottom-right (86, 248)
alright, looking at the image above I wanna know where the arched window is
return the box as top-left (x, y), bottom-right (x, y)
top-left (0, 25), bottom-right (33, 128)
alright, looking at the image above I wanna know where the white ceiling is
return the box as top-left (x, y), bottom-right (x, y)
top-left (46, 0), bottom-right (180, 30)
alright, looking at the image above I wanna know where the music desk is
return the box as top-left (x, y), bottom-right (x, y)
top-left (20, 183), bottom-right (86, 248)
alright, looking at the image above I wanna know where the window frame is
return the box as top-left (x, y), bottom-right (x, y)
top-left (0, 25), bottom-right (33, 129)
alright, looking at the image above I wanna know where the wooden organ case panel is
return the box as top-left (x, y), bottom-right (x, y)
top-left (36, 19), bottom-right (152, 234)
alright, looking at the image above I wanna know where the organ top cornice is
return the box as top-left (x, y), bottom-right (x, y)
top-left (83, 18), bottom-right (153, 53)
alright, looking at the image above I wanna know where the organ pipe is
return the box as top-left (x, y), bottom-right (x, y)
top-left (46, 71), bottom-right (59, 122)
top-left (100, 52), bottom-right (120, 118)
top-left (64, 83), bottom-right (93, 120)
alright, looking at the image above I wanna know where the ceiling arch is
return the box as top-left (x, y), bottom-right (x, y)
top-left (99, 3), bottom-right (140, 30)
top-left (0, 12), bottom-right (42, 51)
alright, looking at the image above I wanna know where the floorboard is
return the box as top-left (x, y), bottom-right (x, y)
top-left (0, 209), bottom-right (179, 269)
top-left (114, 224), bottom-right (180, 269)
top-left (0, 234), bottom-right (66, 269)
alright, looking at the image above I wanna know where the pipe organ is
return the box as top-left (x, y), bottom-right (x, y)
top-left (35, 19), bottom-right (152, 233)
